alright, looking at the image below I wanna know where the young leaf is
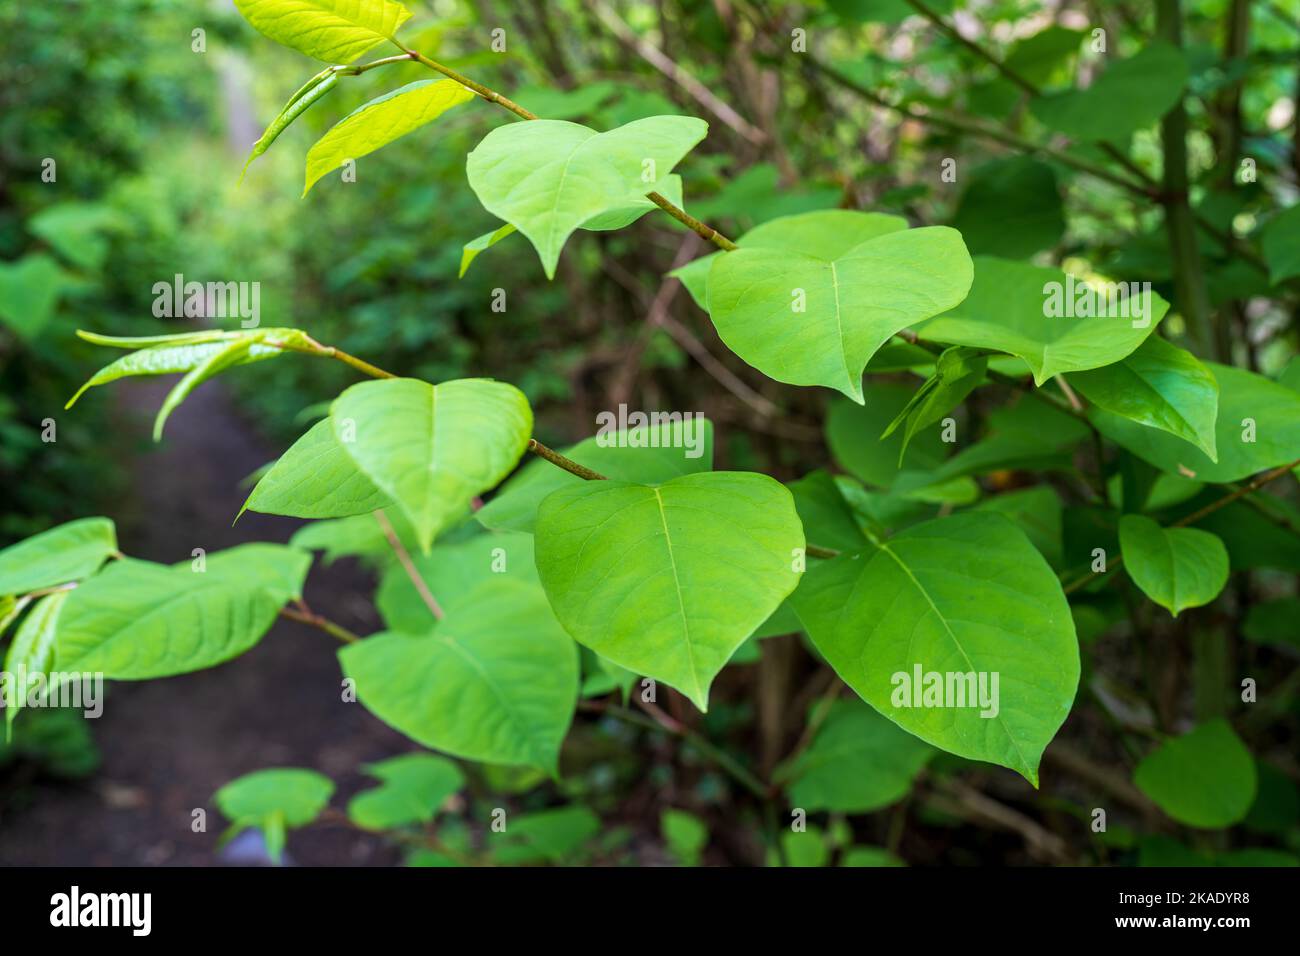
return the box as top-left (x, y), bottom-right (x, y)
top-left (0, 517), bottom-right (116, 596)
top-left (3, 591), bottom-right (70, 733)
top-left (332, 378), bottom-right (533, 552)
top-left (153, 338), bottom-right (259, 439)
top-left (916, 257), bottom-right (1168, 385)
top-left (303, 80), bottom-right (476, 195)
top-left (215, 768), bottom-right (334, 864)
top-left (67, 339), bottom-right (282, 409)
top-left (706, 217), bottom-right (972, 401)
top-left (339, 578), bottom-right (578, 773)
top-left (789, 512), bottom-right (1080, 786)
top-left (466, 116), bottom-right (708, 278)
top-left (478, 418), bottom-right (713, 534)
top-left (459, 222), bottom-right (517, 277)
top-left (1073, 335), bottom-right (1219, 461)
top-left (232, 0), bottom-right (412, 64)
top-left (881, 346), bottom-right (987, 464)
top-left (243, 418), bottom-right (390, 519)
top-left (1029, 41), bottom-right (1188, 143)
top-left (1092, 362), bottom-right (1300, 482)
top-left (775, 699), bottom-right (933, 813)
top-left (346, 753), bottom-right (464, 830)
top-left (533, 472), bottom-right (805, 710)
top-left (1134, 719), bottom-right (1256, 828)
top-left (1118, 515), bottom-right (1229, 617)
top-left (242, 69), bottom-right (339, 180)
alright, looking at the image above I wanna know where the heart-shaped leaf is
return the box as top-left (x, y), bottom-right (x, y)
top-left (1134, 719), bottom-right (1256, 828)
top-left (533, 471), bottom-right (805, 710)
top-left (466, 116), bottom-right (708, 278)
top-left (215, 767), bottom-right (334, 863)
top-left (1073, 335), bottom-right (1219, 461)
top-left (331, 378), bottom-right (533, 552)
top-left (705, 216), bottom-right (972, 401)
top-left (1118, 515), bottom-right (1229, 617)
top-left (233, 0), bottom-right (412, 64)
top-left (789, 511), bottom-right (1079, 785)
top-left (916, 257), bottom-right (1167, 385)
top-left (346, 753), bottom-right (464, 830)
top-left (304, 80), bottom-right (475, 195)
top-left (339, 578), bottom-right (578, 772)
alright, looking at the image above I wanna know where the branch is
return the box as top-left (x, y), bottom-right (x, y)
top-left (374, 509), bottom-right (444, 620)
top-left (527, 438), bottom-right (608, 480)
top-left (279, 604), bottom-right (361, 643)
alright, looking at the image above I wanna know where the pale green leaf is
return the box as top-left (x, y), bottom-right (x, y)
top-left (705, 215), bottom-right (972, 401)
top-left (339, 578), bottom-right (578, 772)
top-left (347, 753), bottom-right (464, 830)
top-left (789, 512), bottom-right (1079, 785)
top-left (533, 472), bottom-right (804, 710)
top-left (0, 518), bottom-right (116, 596)
top-left (216, 767), bottom-right (334, 863)
top-left (3, 591), bottom-right (71, 733)
top-left (243, 418), bottom-right (390, 519)
top-left (304, 80), bottom-right (475, 195)
top-left (1118, 515), bottom-right (1228, 617)
top-left (466, 116), bottom-right (708, 278)
top-left (233, 0), bottom-right (412, 64)
top-left (242, 69), bottom-right (338, 180)
top-left (459, 223), bottom-right (517, 277)
top-left (67, 338), bottom-right (282, 409)
top-left (332, 378), bottom-right (533, 552)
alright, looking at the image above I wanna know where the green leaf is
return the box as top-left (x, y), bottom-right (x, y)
top-left (535, 473), bottom-right (800, 712)
top-left (0, 254), bottom-right (72, 340)
top-left (0, 518), bottom-right (116, 595)
top-left (1134, 719), bottom-right (1256, 828)
top-left (825, 381), bottom-right (951, 491)
top-left (1004, 26), bottom-right (1085, 85)
top-left (1118, 515), bottom-right (1228, 617)
top-left (1262, 204), bottom-right (1300, 286)
top-left (787, 471), bottom-right (871, 553)
top-left (332, 378), bottom-right (533, 552)
top-left (534, 472), bottom-right (804, 710)
top-left (242, 69), bottom-right (339, 181)
top-left (1029, 41), bottom-right (1189, 142)
top-left (705, 215), bottom-right (972, 401)
top-left (459, 223), bottom-right (517, 277)
top-left (1073, 335), bottom-right (1219, 461)
top-left (789, 512), bottom-right (1079, 785)
top-left (776, 699), bottom-right (933, 813)
top-left (841, 846), bottom-right (905, 867)
top-left (233, 0), bottom-right (412, 64)
top-left (243, 418), bottom-right (390, 519)
top-left (916, 257), bottom-right (1167, 385)
top-left (215, 767), bottom-right (334, 863)
top-left (153, 338), bottom-right (258, 440)
top-left (661, 809), bottom-right (708, 865)
top-left (1242, 597), bottom-right (1300, 649)
top-left (339, 578), bottom-right (578, 772)
top-left (972, 486), bottom-right (1063, 567)
top-left (346, 753), bottom-right (464, 830)
top-left (466, 116), bottom-right (708, 278)
top-left (1092, 362), bottom-right (1300, 482)
top-left (3, 591), bottom-right (71, 733)
top-left (951, 157), bottom-right (1065, 259)
top-left (304, 80), bottom-right (475, 195)
top-left (376, 531), bottom-right (536, 632)
top-left (27, 202), bottom-right (123, 271)
top-left (478, 418), bottom-right (713, 534)
top-left (54, 548), bottom-right (308, 680)
top-left (67, 338), bottom-right (283, 409)
top-left (492, 805), bottom-right (599, 864)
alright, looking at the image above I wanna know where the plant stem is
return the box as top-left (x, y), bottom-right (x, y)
top-left (391, 41), bottom-right (738, 252)
top-left (279, 605), bottom-right (361, 643)
top-left (374, 509), bottom-right (444, 620)
top-left (527, 438), bottom-right (608, 480)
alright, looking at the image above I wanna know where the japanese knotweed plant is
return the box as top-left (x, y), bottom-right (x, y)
top-left (5, 0), bottom-right (1300, 865)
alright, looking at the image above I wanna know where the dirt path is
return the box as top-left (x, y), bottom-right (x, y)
top-left (0, 380), bottom-right (411, 866)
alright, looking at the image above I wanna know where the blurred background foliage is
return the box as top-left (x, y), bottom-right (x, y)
top-left (1, 0), bottom-right (1298, 864)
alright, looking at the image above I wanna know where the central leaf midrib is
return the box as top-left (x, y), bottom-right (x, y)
top-left (874, 541), bottom-right (1032, 773)
top-left (651, 487), bottom-right (702, 701)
